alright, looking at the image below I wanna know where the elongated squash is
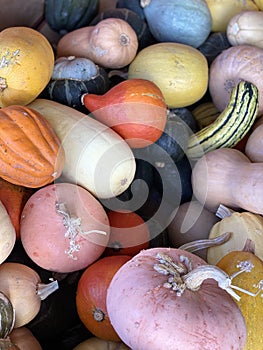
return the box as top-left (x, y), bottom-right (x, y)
top-left (28, 99), bottom-right (136, 199)
top-left (186, 81), bottom-right (258, 159)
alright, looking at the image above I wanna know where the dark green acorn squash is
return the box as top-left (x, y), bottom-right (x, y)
top-left (154, 155), bottom-right (194, 207)
top-left (45, 0), bottom-right (99, 34)
top-left (89, 8), bottom-right (156, 50)
top-left (143, 110), bottom-right (192, 164)
top-left (116, 0), bottom-right (145, 19)
top-left (198, 32), bottom-right (231, 66)
top-left (44, 56), bottom-right (109, 111)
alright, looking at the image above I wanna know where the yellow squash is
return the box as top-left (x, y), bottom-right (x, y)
top-left (217, 245), bottom-right (263, 350)
top-left (128, 42), bottom-right (208, 108)
top-left (0, 26), bottom-right (54, 107)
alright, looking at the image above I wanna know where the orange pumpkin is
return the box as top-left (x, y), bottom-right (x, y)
top-left (104, 209), bottom-right (150, 257)
top-left (0, 105), bottom-right (65, 188)
top-left (76, 255), bottom-right (131, 341)
top-left (82, 78), bottom-right (167, 148)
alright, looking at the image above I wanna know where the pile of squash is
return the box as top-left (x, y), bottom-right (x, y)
top-left (0, 0), bottom-right (263, 349)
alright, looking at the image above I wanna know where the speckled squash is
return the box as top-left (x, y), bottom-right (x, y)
top-left (0, 27), bottom-right (54, 107)
top-left (128, 42), bottom-right (208, 108)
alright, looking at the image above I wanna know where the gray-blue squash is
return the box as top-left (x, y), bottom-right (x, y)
top-left (141, 0), bottom-right (212, 48)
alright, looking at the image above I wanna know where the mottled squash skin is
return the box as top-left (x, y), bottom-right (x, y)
top-left (107, 247), bottom-right (247, 350)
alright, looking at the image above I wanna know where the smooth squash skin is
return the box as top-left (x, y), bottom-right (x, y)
top-left (206, 0), bottom-right (258, 32)
top-left (191, 147), bottom-right (263, 214)
top-left (0, 27), bottom-right (54, 107)
top-left (128, 42), bottom-right (208, 108)
top-left (141, 0), bottom-right (212, 48)
top-left (28, 98), bottom-right (136, 199)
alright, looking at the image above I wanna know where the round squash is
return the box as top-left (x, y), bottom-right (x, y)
top-left (20, 182), bottom-right (110, 273)
top-left (209, 44), bottom-right (263, 114)
top-left (227, 11), bottom-right (263, 49)
top-left (0, 26), bottom-right (54, 107)
top-left (128, 42), bottom-right (208, 108)
top-left (141, 0), bottom-right (212, 48)
top-left (106, 247), bottom-right (247, 349)
top-left (206, 0), bottom-right (258, 32)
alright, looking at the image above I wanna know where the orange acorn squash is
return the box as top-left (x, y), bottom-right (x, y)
top-left (0, 105), bottom-right (65, 188)
top-left (0, 26), bottom-right (54, 107)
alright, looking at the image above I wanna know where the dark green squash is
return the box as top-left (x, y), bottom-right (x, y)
top-left (143, 111), bottom-right (192, 164)
top-left (45, 0), bottom-right (99, 34)
top-left (198, 32), bottom-right (231, 66)
top-left (89, 8), bottom-right (156, 50)
top-left (154, 155), bottom-right (194, 207)
top-left (116, 0), bottom-right (145, 19)
top-left (44, 56), bottom-right (110, 111)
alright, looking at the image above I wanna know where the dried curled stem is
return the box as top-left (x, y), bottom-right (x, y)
top-left (154, 253), bottom-right (263, 301)
top-left (56, 202), bottom-right (107, 260)
top-left (179, 231), bottom-right (231, 253)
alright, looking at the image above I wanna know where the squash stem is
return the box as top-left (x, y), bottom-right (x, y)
top-left (154, 253), bottom-right (261, 302)
top-left (37, 280), bottom-right (59, 300)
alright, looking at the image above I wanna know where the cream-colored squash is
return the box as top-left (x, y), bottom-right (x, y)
top-left (28, 99), bottom-right (136, 199)
top-left (227, 11), bottom-right (263, 49)
top-left (0, 200), bottom-right (16, 264)
top-left (207, 210), bottom-right (263, 265)
top-left (128, 42), bottom-right (208, 108)
top-left (206, 0), bottom-right (258, 32)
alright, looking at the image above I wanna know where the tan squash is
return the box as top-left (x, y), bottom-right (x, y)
top-left (209, 44), bottom-right (263, 114)
top-left (245, 123), bottom-right (263, 162)
top-left (191, 147), bottom-right (263, 214)
top-left (227, 11), bottom-right (263, 49)
top-left (128, 42), bottom-right (208, 108)
top-left (167, 200), bottom-right (220, 260)
top-left (56, 18), bottom-right (138, 69)
top-left (206, 0), bottom-right (258, 32)
top-left (217, 240), bottom-right (263, 350)
top-left (207, 206), bottom-right (263, 265)
top-left (192, 101), bottom-right (220, 129)
top-left (9, 327), bottom-right (43, 350)
top-left (0, 26), bottom-right (54, 107)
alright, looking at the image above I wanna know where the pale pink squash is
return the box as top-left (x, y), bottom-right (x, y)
top-left (20, 182), bottom-right (110, 273)
top-left (106, 247), bottom-right (247, 350)
top-left (209, 44), bottom-right (263, 115)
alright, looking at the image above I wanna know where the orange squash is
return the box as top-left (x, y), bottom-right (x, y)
top-left (82, 78), bottom-right (167, 148)
top-left (104, 209), bottom-right (150, 257)
top-left (0, 26), bottom-right (54, 107)
top-left (0, 178), bottom-right (34, 239)
top-left (76, 255), bottom-right (131, 341)
top-left (0, 105), bottom-right (65, 188)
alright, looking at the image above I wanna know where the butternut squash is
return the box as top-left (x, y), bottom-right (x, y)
top-left (191, 147), bottom-right (263, 214)
top-left (28, 99), bottom-right (136, 199)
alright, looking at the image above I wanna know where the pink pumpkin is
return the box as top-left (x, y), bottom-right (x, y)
top-left (106, 247), bottom-right (247, 350)
top-left (20, 182), bottom-right (110, 273)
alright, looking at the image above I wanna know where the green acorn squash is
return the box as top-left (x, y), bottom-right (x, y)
top-left (45, 0), bottom-right (99, 34)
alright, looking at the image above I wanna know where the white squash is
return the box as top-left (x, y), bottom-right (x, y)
top-left (0, 200), bottom-right (16, 264)
top-left (28, 99), bottom-right (136, 199)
